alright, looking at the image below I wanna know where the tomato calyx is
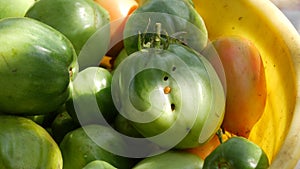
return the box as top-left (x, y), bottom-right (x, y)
top-left (138, 22), bottom-right (167, 50)
top-left (217, 159), bottom-right (232, 169)
top-left (137, 21), bottom-right (188, 51)
top-left (216, 128), bottom-right (224, 144)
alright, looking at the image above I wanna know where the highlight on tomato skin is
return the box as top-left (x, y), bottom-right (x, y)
top-left (94, 0), bottom-right (138, 21)
top-left (211, 36), bottom-right (267, 138)
top-left (94, 0), bottom-right (138, 58)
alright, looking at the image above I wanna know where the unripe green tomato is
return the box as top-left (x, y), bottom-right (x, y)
top-left (0, 17), bottom-right (78, 115)
top-left (114, 113), bottom-right (143, 138)
top-left (112, 44), bottom-right (225, 149)
top-left (25, 104), bottom-right (68, 128)
top-left (51, 107), bottom-right (79, 144)
top-left (0, 115), bottom-right (62, 169)
top-left (66, 67), bottom-right (118, 125)
top-left (60, 124), bottom-right (136, 169)
top-left (113, 48), bottom-right (129, 70)
top-left (82, 160), bottom-right (117, 169)
top-left (203, 137), bottom-right (269, 169)
top-left (26, 0), bottom-right (110, 54)
top-left (132, 150), bottom-right (203, 169)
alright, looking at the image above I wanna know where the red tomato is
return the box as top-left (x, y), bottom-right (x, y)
top-left (211, 36), bottom-right (267, 138)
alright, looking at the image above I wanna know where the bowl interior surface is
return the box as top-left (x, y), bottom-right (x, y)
top-left (195, 0), bottom-right (300, 168)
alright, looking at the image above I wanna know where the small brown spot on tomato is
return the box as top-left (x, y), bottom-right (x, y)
top-left (172, 66), bottom-right (176, 71)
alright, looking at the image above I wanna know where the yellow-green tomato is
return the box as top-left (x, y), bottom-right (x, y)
top-left (0, 0), bottom-right (36, 19)
top-left (0, 115), bottom-right (62, 169)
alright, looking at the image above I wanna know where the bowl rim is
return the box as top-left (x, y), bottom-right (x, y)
top-left (255, 0), bottom-right (300, 168)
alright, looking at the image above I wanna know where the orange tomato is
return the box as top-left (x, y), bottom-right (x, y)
top-left (94, 0), bottom-right (138, 57)
top-left (211, 36), bottom-right (267, 138)
top-left (94, 0), bottom-right (138, 21)
top-left (134, 0), bottom-right (146, 5)
top-left (184, 134), bottom-right (221, 159)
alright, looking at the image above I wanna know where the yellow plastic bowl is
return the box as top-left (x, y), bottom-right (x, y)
top-left (193, 0), bottom-right (300, 168)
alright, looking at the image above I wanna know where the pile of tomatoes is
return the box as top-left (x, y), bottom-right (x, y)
top-left (0, 0), bottom-right (269, 168)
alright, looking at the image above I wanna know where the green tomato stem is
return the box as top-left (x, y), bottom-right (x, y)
top-left (154, 22), bottom-right (161, 48)
top-left (216, 128), bottom-right (224, 144)
top-left (137, 20), bottom-right (170, 50)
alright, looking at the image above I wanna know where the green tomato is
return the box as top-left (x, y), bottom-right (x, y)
top-left (132, 150), bottom-right (203, 169)
top-left (112, 44), bottom-right (225, 149)
top-left (51, 107), bottom-right (79, 144)
top-left (25, 114), bottom-right (47, 126)
top-left (60, 124), bottom-right (136, 169)
top-left (0, 17), bottom-right (78, 115)
top-left (25, 105), bottom-right (67, 128)
top-left (113, 48), bottom-right (129, 70)
top-left (203, 137), bottom-right (269, 169)
top-left (82, 160), bottom-right (117, 169)
top-left (0, 115), bottom-right (62, 169)
top-left (26, 0), bottom-right (110, 54)
top-left (123, 0), bottom-right (208, 55)
top-left (114, 113), bottom-right (143, 138)
top-left (0, 0), bottom-right (36, 19)
top-left (66, 67), bottom-right (118, 125)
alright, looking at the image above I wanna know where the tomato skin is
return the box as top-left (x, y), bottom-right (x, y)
top-left (211, 36), bottom-right (267, 138)
top-left (136, 0), bottom-right (194, 6)
top-left (94, 0), bottom-right (138, 21)
top-left (0, 115), bottom-right (63, 169)
top-left (132, 151), bottom-right (203, 169)
top-left (93, 0), bottom-right (138, 57)
top-left (113, 114), bottom-right (143, 138)
top-left (0, 0), bottom-right (36, 19)
top-left (82, 160), bottom-right (117, 169)
top-left (60, 125), bottom-right (136, 169)
top-left (51, 107), bottom-right (78, 144)
top-left (0, 17), bottom-right (77, 115)
top-left (203, 137), bottom-right (269, 169)
top-left (26, 0), bottom-right (110, 54)
top-left (184, 134), bottom-right (221, 159)
top-left (66, 67), bottom-right (118, 126)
